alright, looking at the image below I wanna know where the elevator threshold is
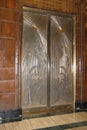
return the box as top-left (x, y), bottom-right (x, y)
top-left (22, 105), bottom-right (73, 119)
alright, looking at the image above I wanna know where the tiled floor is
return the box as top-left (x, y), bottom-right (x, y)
top-left (0, 112), bottom-right (87, 130)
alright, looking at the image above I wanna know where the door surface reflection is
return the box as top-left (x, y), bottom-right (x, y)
top-left (22, 8), bottom-right (74, 109)
top-left (50, 15), bottom-right (73, 106)
top-left (22, 12), bottom-right (48, 108)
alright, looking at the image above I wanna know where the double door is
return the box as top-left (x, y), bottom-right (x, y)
top-left (21, 7), bottom-right (75, 115)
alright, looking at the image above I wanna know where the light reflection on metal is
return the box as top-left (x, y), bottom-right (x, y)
top-left (51, 16), bottom-right (63, 32)
top-left (22, 12), bottom-right (48, 108)
top-left (73, 16), bottom-right (76, 111)
top-left (50, 15), bottom-right (73, 106)
top-left (22, 8), bottom-right (75, 109)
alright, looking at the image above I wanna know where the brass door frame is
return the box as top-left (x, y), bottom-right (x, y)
top-left (73, 16), bottom-right (76, 111)
top-left (21, 6), bottom-right (76, 118)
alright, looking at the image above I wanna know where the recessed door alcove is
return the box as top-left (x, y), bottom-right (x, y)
top-left (21, 7), bottom-right (76, 118)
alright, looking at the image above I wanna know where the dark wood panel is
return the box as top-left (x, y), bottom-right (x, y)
top-left (0, 94), bottom-right (16, 111)
top-left (0, 39), bottom-right (5, 67)
top-left (0, 0), bottom-right (5, 8)
top-left (5, 0), bottom-right (18, 10)
top-left (20, 0), bottom-right (77, 13)
top-left (0, 81), bottom-right (15, 93)
top-left (0, 9), bottom-right (18, 22)
top-left (0, 21), bottom-right (1, 36)
top-left (0, 39), bottom-right (5, 50)
top-left (3, 39), bottom-right (15, 67)
top-left (0, 0), bottom-right (19, 112)
top-left (0, 68), bottom-right (15, 80)
top-left (1, 22), bottom-right (17, 38)
top-left (0, 50), bottom-right (4, 67)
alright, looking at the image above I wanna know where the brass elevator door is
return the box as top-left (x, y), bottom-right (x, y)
top-left (22, 11), bottom-right (48, 108)
top-left (21, 7), bottom-right (74, 114)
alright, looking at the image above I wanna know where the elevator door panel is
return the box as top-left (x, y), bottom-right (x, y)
top-left (22, 12), bottom-right (48, 108)
top-left (22, 7), bottom-right (74, 111)
top-left (50, 16), bottom-right (73, 106)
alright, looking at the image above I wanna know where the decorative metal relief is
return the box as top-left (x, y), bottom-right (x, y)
top-left (50, 16), bottom-right (73, 106)
top-left (22, 11), bottom-right (48, 108)
top-left (22, 7), bottom-right (74, 109)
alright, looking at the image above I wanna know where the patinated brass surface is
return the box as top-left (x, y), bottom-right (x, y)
top-left (22, 7), bottom-right (75, 110)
